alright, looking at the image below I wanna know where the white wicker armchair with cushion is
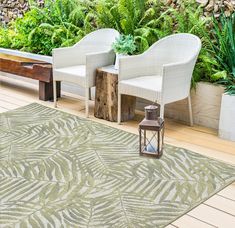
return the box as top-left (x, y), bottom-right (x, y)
top-left (117, 33), bottom-right (201, 126)
top-left (53, 28), bottom-right (120, 117)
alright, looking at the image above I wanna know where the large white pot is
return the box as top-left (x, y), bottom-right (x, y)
top-left (114, 53), bottom-right (127, 70)
top-left (219, 93), bottom-right (235, 141)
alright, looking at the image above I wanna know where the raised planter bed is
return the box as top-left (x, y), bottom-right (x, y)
top-left (164, 82), bottom-right (224, 129)
top-left (136, 82), bottom-right (224, 129)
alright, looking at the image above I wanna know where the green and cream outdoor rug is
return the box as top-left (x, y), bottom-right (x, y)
top-left (0, 103), bottom-right (235, 228)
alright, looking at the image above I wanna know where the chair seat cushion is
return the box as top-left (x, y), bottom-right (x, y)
top-left (119, 75), bottom-right (162, 102)
top-left (53, 65), bottom-right (86, 86)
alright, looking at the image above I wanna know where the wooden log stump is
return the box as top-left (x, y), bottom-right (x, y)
top-left (94, 66), bottom-right (136, 122)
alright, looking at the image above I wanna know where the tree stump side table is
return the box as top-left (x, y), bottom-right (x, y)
top-left (94, 65), bottom-right (136, 122)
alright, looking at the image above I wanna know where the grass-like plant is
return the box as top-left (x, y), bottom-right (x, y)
top-left (210, 12), bottom-right (235, 95)
top-left (112, 34), bottom-right (136, 54)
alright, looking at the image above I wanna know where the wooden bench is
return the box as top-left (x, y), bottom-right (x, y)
top-left (0, 53), bottom-right (60, 101)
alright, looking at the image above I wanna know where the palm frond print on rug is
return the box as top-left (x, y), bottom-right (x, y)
top-left (0, 103), bottom-right (235, 228)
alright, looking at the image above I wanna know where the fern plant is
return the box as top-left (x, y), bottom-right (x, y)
top-left (0, 0), bottom-right (88, 55)
top-left (95, 0), bottom-right (166, 53)
top-left (26, 0), bottom-right (87, 54)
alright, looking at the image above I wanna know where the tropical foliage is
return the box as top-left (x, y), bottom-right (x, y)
top-left (0, 0), bottom-right (233, 88)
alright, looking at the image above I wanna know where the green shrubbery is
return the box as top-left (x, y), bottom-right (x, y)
top-left (0, 0), bottom-right (233, 89)
top-left (0, 0), bottom-right (90, 55)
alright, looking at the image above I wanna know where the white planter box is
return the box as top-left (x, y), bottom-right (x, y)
top-left (0, 48), bottom-right (52, 63)
top-left (219, 94), bottom-right (235, 141)
top-left (164, 82), bottom-right (224, 129)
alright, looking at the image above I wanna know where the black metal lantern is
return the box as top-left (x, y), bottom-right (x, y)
top-left (139, 105), bottom-right (164, 158)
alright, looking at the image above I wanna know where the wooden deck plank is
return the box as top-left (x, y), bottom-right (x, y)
top-left (166, 129), bottom-right (235, 155)
top-left (188, 204), bottom-right (235, 227)
top-left (172, 215), bottom-right (216, 228)
top-left (166, 225), bottom-right (178, 228)
top-left (0, 106), bottom-right (8, 112)
top-left (217, 182), bottom-right (235, 201)
top-left (0, 93), bottom-right (30, 106)
top-left (0, 77), bottom-right (38, 99)
top-left (163, 139), bottom-right (235, 165)
top-left (204, 195), bottom-right (235, 216)
top-left (0, 99), bottom-right (20, 110)
top-left (165, 123), bottom-right (235, 150)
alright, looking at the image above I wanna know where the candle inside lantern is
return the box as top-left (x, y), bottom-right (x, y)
top-left (146, 138), bottom-right (158, 153)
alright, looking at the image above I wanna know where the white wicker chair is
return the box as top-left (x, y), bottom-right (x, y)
top-left (118, 33), bottom-right (201, 125)
top-left (53, 29), bottom-right (120, 117)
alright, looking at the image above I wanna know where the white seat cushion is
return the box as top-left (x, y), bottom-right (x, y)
top-left (119, 75), bottom-right (162, 102)
top-left (53, 65), bottom-right (86, 86)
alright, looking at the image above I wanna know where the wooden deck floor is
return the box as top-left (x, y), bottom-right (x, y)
top-left (1, 76), bottom-right (235, 228)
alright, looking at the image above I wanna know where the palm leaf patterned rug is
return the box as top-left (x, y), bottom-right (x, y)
top-left (0, 103), bottom-right (235, 228)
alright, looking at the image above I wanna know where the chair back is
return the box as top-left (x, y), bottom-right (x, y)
top-left (145, 33), bottom-right (201, 104)
top-left (74, 29), bottom-right (120, 53)
top-left (146, 33), bottom-right (201, 65)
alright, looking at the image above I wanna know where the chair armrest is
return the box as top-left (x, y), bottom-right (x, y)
top-left (119, 54), bottom-right (159, 81)
top-left (161, 59), bottom-right (196, 104)
top-left (52, 46), bottom-right (86, 68)
top-left (163, 60), bottom-right (196, 80)
top-left (86, 50), bottom-right (115, 87)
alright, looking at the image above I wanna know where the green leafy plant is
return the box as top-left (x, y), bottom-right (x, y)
top-left (209, 12), bottom-right (235, 95)
top-left (95, 0), bottom-right (167, 53)
top-left (112, 34), bottom-right (136, 54)
top-left (0, 26), bottom-right (12, 48)
top-left (0, 0), bottom-right (88, 55)
top-left (95, 0), bottom-right (219, 87)
top-left (0, 0), bottom-right (231, 90)
top-left (158, 0), bottom-right (224, 88)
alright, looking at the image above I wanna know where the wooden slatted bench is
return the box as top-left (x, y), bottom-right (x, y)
top-left (0, 53), bottom-right (60, 101)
